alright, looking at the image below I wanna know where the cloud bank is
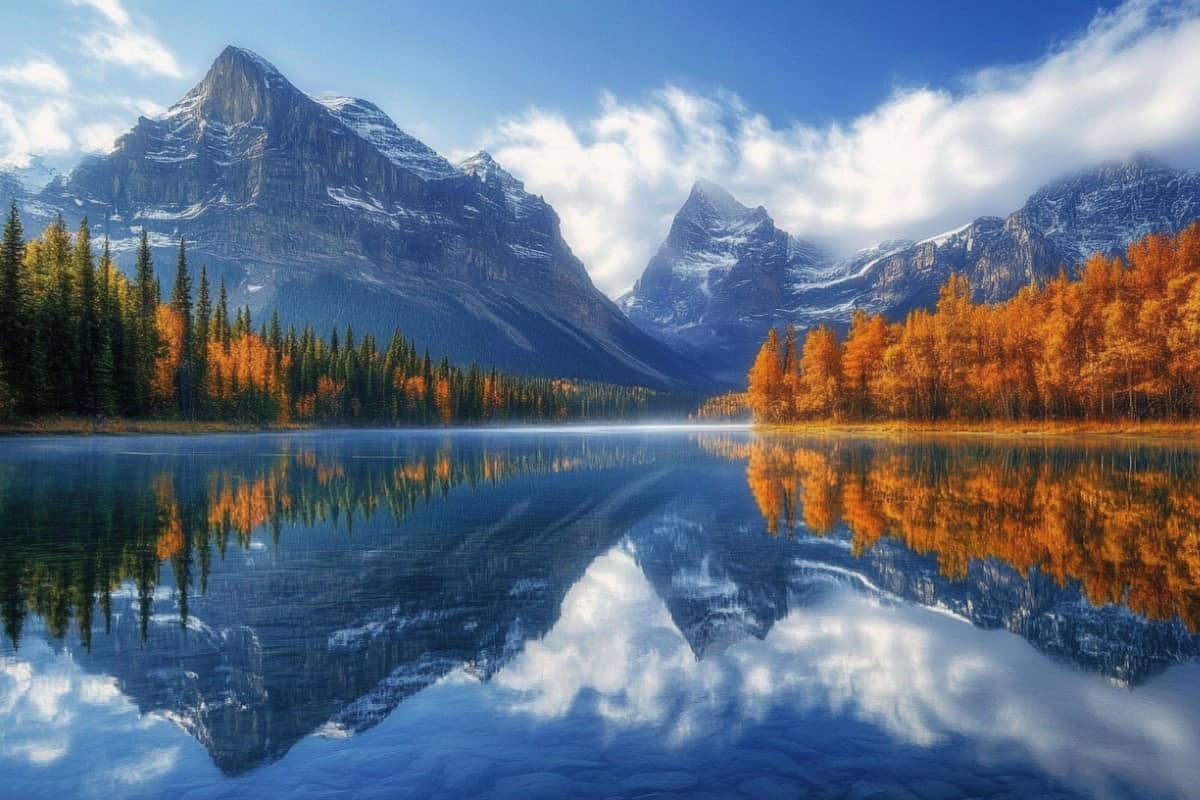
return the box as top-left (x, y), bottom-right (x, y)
top-left (0, 0), bottom-right (178, 169)
top-left (477, 0), bottom-right (1200, 296)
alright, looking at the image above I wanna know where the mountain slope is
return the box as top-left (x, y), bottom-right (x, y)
top-left (621, 157), bottom-right (1200, 383)
top-left (618, 181), bottom-right (828, 383)
top-left (25, 46), bottom-right (706, 389)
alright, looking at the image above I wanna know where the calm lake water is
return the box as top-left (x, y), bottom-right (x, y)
top-left (1, 427), bottom-right (1198, 799)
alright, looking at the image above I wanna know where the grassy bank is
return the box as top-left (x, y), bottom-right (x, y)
top-left (0, 417), bottom-right (314, 436)
top-left (753, 419), bottom-right (1200, 439)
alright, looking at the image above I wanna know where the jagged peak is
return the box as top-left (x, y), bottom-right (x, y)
top-left (679, 179), bottom-right (758, 229)
top-left (159, 45), bottom-right (298, 125)
top-left (1027, 154), bottom-right (1184, 205)
top-left (313, 94), bottom-right (381, 116)
top-left (316, 94), bottom-right (458, 180)
top-left (458, 151), bottom-right (522, 188)
top-left (214, 46), bottom-right (284, 79)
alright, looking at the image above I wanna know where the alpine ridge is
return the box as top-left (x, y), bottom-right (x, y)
top-left (11, 46), bottom-right (707, 389)
top-left (621, 157), bottom-right (1200, 383)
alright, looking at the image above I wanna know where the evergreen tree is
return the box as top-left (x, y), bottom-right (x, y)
top-left (169, 240), bottom-right (194, 416)
top-left (214, 278), bottom-right (230, 350)
top-left (132, 230), bottom-right (159, 412)
top-left (44, 216), bottom-right (75, 411)
top-left (95, 239), bottom-right (119, 416)
top-left (195, 265), bottom-right (211, 408)
top-left (73, 219), bottom-right (99, 414)
top-left (0, 202), bottom-right (27, 410)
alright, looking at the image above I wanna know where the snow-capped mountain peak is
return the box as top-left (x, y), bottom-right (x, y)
top-left (622, 157), bottom-right (1200, 385)
top-left (22, 45), bottom-right (705, 390)
top-left (683, 179), bottom-right (752, 224)
top-left (314, 95), bottom-right (458, 180)
top-left (457, 151), bottom-right (540, 218)
top-left (458, 150), bottom-right (521, 188)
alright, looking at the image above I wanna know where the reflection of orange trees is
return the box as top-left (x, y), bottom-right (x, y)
top-left (741, 439), bottom-right (1200, 629)
top-left (154, 473), bottom-right (184, 560)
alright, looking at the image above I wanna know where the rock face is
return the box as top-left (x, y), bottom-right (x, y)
top-left (619, 181), bottom-right (829, 384)
top-left (621, 157), bottom-right (1200, 383)
top-left (24, 47), bottom-right (704, 389)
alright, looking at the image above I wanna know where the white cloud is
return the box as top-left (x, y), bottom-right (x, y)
top-left (497, 541), bottom-right (1200, 800)
top-left (0, 59), bottom-right (71, 94)
top-left (477, 0), bottom-right (1200, 297)
top-left (69, 0), bottom-right (131, 27)
top-left (73, 0), bottom-right (183, 78)
top-left (80, 30), bottom-right (183, 79)
top-left (0, 99), bottom-right (74, 168)
top-left (76, 119), bottom-right (125, 153)
top-left (0, 2), bottom-right (182, 168)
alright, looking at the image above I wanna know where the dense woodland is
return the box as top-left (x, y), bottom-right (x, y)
top-left (700, 437), bottom-right (1200, 631)
top-left (748, 224), bottom-right (1200, 423)
top-left (0, 206), bottom-right (666, 425)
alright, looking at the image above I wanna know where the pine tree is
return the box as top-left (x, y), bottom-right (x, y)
top-left (195, 265), bottom-right (211, 408)
top-left (169, 240), bottom-right (194, 416)
top-left (73, 219), bottom-right (100, 414)
top-left (95, 239), bottom-right (118, 417)
top-left (214, 278), bottom-right (230, 350)
top-left (0, 202), bottom-right (27, 411)
top-left (44, 216), bottom-right (75, 411)
top-left (132, 230), bottom-right (159, 413)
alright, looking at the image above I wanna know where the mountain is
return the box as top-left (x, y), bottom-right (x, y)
top-left (621, 157), bottom-right (1200, 383)
top-left (618, 181), bottom-right (829, 383)
top-left (22, 47), bottom-right (705, 389)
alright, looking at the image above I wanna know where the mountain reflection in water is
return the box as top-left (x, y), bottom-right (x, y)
top-left (0, 429), bottom-right (1198, 799)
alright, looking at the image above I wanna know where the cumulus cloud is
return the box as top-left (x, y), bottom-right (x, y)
top-left (0, 59), bottom-right (71, 94)
top-left (477, 0), bottom-right (1200, 296)
top-left (76, 119), bottom-right (125, 153)
top-left (72, 0), bottom-right (183, 78)
top-left (0, 2), bottom-right (180, 168)
top-left (0, 100), bottom-right (74, 167)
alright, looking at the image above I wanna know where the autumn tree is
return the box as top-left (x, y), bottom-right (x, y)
top-left (747, 328), bottom-right (788, 423)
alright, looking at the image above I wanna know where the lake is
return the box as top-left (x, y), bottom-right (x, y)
top-left (1, 427), bottom-right (1198, 799)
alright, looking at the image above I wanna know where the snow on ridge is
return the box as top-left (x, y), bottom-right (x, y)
top-left (317, 94), bottom-right (459, 181)
top-left (917, 221), bottom-right (972, 247)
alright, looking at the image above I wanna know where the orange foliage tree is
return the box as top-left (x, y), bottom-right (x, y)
top-left (746, 223), bottom-right (1200, 423)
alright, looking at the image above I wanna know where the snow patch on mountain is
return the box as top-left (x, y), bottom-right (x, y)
top-left (314, 95), bottom-right (459, 181)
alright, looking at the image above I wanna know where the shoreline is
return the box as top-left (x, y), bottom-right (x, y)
top-left (0, 418), bottom-right (749, 437)
top-left (753, 420), bottom-right (1200, 439)
top-left (0, 418), bottom-right (314, 436)
top-left (4, 417), bottom-right (1199, 438)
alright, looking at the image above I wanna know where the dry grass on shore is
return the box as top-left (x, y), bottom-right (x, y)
top-left (754, 419), bottom-right (1200, 440)
top-left (0, 417), bottom-right (312, 436)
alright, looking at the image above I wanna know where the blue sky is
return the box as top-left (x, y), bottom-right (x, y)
top-left (1, 0), bottom-right (1198, 295)
top-left (0, 0), bottom-right (1124, 156)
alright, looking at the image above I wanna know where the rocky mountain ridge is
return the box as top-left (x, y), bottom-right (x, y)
top-left (621, 156), bottom-right (1200, 383)
top-left (7, 46), bottom-right (705, 389)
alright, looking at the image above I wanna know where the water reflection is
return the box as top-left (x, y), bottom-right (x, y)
top-left (0, 430), bottom-right (1198, 798)
top-left (720, 436), bottom-right (1200, 633)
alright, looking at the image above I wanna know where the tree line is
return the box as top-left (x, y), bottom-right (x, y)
top-left (0, 206), bottom-right (665, 425)
top-left (747, 223), bottom-right (1200, 423)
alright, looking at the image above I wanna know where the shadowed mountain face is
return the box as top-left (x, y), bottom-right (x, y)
top-left (622, 157), bottom-right (1200, 383)
top-left (2, 431), bottom-right (1198, 781)
top-left (14, 47), bottom-right (704, 389)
